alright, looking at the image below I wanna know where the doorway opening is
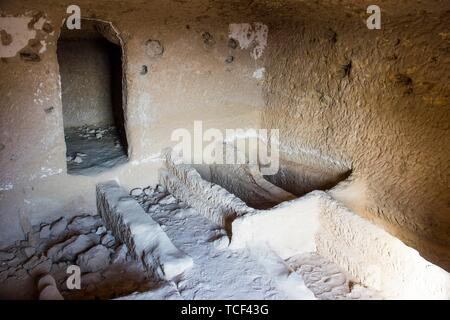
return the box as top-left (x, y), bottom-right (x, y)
top-left (57, 19), bottom-right (128, 175)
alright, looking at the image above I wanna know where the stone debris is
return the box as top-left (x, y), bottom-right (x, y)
top-left (143, 186), bottom-right (154, 196)
top-left (66, 152), bottom-right (88, 164)
top-left (23, 247), bottom-right (36, 258)
top-left (73, 156), bottom-right (83, 164)
top-left (47, 234), bottom-right (95, 262)
top-left (68, 215), bottom-right (103, 234)
top-left (23, 256), bottom-right (41, 270)
top-left (158, 194), bottom-right (177, 205)
top-left (50, 217), bottom-right (68, 238)
top-left (74, 125), bottom-right (113, 140)
top-left (64, 125), bottom-right (128, 176)
top-left (4, 256), bottom-right (22, 268)
top-left (39, 225), bottom-right (51, 239)
top-left (131, 184), bottom-right (176, 212)
top-left (65, 125), bottom-right (118, 166)
top-left (156, 185), bottom-right (166, 193)
top-left (28, 258), bottom-right (52, 277)
top-left (130, 188), bottom-right (143, 197)
top-left (0, 252), bottom-right (14, 262)
top-left (76, 245), bottom-right (112, 273)
top-left (0, 212), bottom-right (152, 300)
top-left (101, 232), bottom-right (115, 247)
top-left (95, 226), bottom-right (107, 235)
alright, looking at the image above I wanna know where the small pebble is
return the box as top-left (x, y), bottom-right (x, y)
top-left (130, 188), bottom-right (143, 197)
top-left (73, 156), bottom-right (83, 164)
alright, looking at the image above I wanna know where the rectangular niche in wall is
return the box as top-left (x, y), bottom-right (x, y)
top-left (57, 19), bottom-right (128, 175)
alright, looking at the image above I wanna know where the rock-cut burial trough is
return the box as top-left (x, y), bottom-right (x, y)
top-left (159, 147), bottom-right (450, 299)
top-left (96, 181), bottom-right (193, 280)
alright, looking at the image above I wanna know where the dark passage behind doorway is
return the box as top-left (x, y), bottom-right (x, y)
top-left (57, 20), bottom-right (128, 175)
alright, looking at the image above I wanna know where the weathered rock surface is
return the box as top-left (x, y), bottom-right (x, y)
top-left (46, 234), bottom-right (95, 262)
top-left (76, 245), bottom-right (112, 273)
top-left (101, 233), bottom-right (115, 247)
top-left (39, 225), bottom-right (51, 239)
top-left (50, 217), bottom-right (68, 238)
top-left (68, 215), bottom-right (103, 234)
top-left (0, 252), bottom-right (14, 262)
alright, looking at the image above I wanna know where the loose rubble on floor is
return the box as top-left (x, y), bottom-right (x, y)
top-left (65, 125), bottom-right (127, 175)
top-left (0, 183), bottom-right (379, 300)
top-left (0, 213), bottom-right (154, 300)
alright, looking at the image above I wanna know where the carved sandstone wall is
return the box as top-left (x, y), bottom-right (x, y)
top-left (0, 0), bottom-right (449, 271)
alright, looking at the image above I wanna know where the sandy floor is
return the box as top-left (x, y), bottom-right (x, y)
top-left (65, 125), bottom-right (127, 175)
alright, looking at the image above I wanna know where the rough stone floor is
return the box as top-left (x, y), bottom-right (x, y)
top-left (65, 125), bottom-right (127, 175)
top-left (0, 185), bottom-right (379, 300)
